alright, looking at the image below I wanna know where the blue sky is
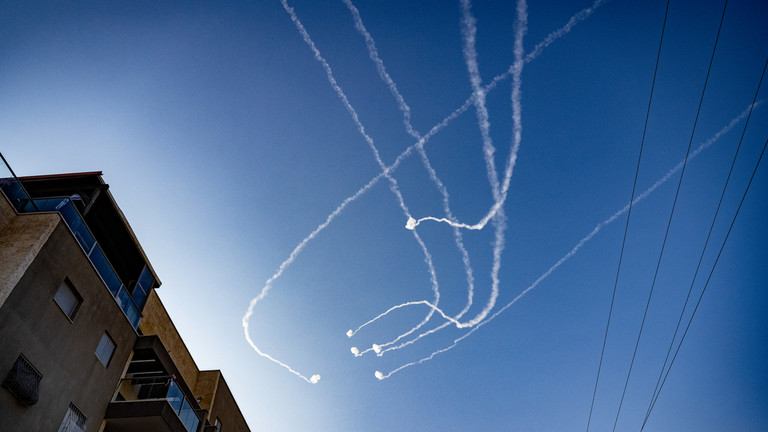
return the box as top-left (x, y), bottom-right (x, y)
top-left (2, 0), bottom-right (767, 430)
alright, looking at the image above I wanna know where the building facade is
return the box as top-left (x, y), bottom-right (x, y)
top-left (0, 167), bottom-right (250, 432)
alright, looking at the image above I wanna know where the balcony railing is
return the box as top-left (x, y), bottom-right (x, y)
top-left (116, 376), bottom-right (202, 432)
top-left (0, 175), bottom-right (39, 213)
top-left (0, 175), bottom-right (143, 329)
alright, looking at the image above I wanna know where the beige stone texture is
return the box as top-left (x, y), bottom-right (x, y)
top-left (0, 195), bottom-right (59, 308)
top-left (138, 290), bottom-right (200, 390)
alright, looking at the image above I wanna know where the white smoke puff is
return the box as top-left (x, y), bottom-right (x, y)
top-left (405, 217), bottom-right (417, 230)
top-left (310, 375), bottom-right (321, 384)
top-left (375, 371), bottom-right (384, 380)
top-left (350, 347), bottom-right (359, 355)
top-left (372, 344), bottom-right (382, 354)
top-left (346, 329), bottom-right (354, 337)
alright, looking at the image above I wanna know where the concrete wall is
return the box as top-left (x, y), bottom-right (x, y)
top-left (0, 219), bottom-right (138, 431)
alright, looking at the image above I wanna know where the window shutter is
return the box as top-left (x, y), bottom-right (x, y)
top-left (95, 333), bottom-right (116, 367)
top-left (53, 282), bottom-right (79, 318)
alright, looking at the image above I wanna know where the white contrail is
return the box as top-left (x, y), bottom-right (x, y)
top-left (360, 0), bottom-right (530, 352)
top-left (343, 0), bottom-right (478, 339)
top-left (342, 0), bottom-right (418, 138)
top-left (386, 0), bottom-right (611, 203)
top-left (445, 0), bottom-right (528, 329)
top-left (346, 301), bottom-right (464, 357)
top-left (242, 0), bottom-right (444, 383)
top-left (245, 0), bottom-right (612, 380)
top-left (241, 109), bottom-right (467, 370)
top-left (375, 102), bottom-right (761, 379)
top-left (276, 1), bottom-right (446, 350)
top-left (377, 0), bottom-right (619, 357)
top-left (277, 0), bottom-right (447, 354)
top-left (347, 300), bottom-right (466, 340)
top-left (524, 0), bottom-right (609, 64)
top-left (353, 0), bottom-right (615, 351)
top-left (243, 324), bottom-right (320, 384)
top-left (241, 173), bottom-right (380, 383)
top-left (356, 0), bottom-right (532, 354)
top-left (461, 0), bottom-right (502, 197)
top-left (381, 320), bottom-right (453, 355)
top-left (409, 0), bottom-right (607, 232)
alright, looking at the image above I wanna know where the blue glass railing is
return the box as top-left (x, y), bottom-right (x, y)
top-left (168, 381), bottom-right (201, 432)
top-left (32, 197), bottom-right (142, 329)
top-left (116, 377), bottom-right (201, 432)
top-left (0, 176), bottom-right (38, 213)
top-left (131, 266), bottom-right (153, 310)
top-left (0, 178), bottom-right (143, 329)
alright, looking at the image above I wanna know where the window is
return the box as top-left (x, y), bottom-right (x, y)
top-left (2, 354), bottom-right (42, 406)
top-left (214, 418), bottom-right (223, 431)
top-left (95, 332), bottom-right (116, 367)
top-left (57, 402), bottom-right (87, 432)
top-left (53, 279), bottom-right (82, 320)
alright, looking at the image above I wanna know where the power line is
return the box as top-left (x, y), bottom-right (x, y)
top-left (585, 1), bottom-right (671, 430)
top-left (610, 2), bottom-right (729, 430)
top-left (640, 56), bottom-right (768, 431)
top-left (643, 135), bottom-right (768, 429)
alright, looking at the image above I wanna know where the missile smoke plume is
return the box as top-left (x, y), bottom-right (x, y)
top-left (244, 0), bottom-right (620, 382)
top-left (375, 102), bottom-right (760, 378)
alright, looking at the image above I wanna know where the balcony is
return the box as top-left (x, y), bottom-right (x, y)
top-left (0, 174), bottom-right (154, 328)
top-left (104, 336), bottom-right (206, 432)
top-left (106, 377), bottom-right (203, 432)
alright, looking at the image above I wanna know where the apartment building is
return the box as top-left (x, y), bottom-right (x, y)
top-left (0, 165), bottom-right (250, 432)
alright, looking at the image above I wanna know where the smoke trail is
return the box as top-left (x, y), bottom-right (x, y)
top-left (386, 0), bottom-right (610, 207)
top-left (374, 0), bottom-right (634, 360)
top-left (358, 0), bottom-right (534, 354)
top-left (346, 301), bottom-right (465, 357)
top-left (445, 0), bottom-right (528, 329)
top-left (244, 0), bottom-right (612, 380)
top-left (410, 0), bottom-right (610, 232)
top-left (354, 0), bottom-right (618, 348)
top-left (461, 0), bottom-right (502, 197)
top-left (243, 326), bottom-right (320, 384)
top-left (361, 0), bottom-right (531, 353)
top-left (380, 320), bottom-right (453, 355)
top-left (241, 174), bottom-right (382, 383)
top-left (275, 0), bottom-right (447, 347)
top-left (524, 0), bottom-right (609, 64)
top-left (241, 109), bottom-right (467, 371)
top-left (242, 0), bottom-right (445, 383)
top-left (376, 102), bottom-right (760, 378)
top-left (347, 301), bottom-right (462, 340)
top-left (342, 0), bottom-right (418, 138)
top-left (343, 0), bottom-right (479, 336)
top-left (407, 0), bottom-right (529, 233)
